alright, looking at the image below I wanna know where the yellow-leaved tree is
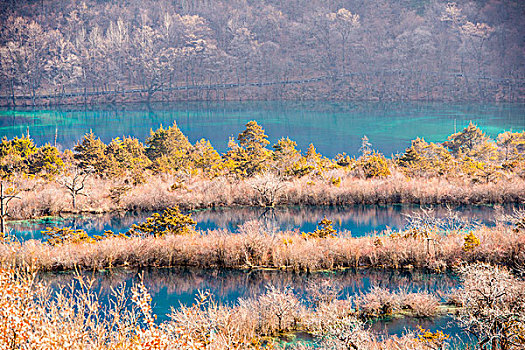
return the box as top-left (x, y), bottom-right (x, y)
top-left (190, 139), bottom-right (223, 177)
top-left (397, 137), bottom-right (454, 178)
top-left (224, 121), bottom-right (273, 177)
top-left (146, 122), bottom-right (193, 173)
top-left (272, 137), bottom-right (302, 178)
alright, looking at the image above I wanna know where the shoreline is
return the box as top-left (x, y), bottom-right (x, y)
top-left (3, 95), bottom-right (524, 108)
top-left (7, 200), bottom-right (522, 223)
top-left (3, 224), bottom-right (523, 273)
top-left (9, 176), bottom-right (525, 221)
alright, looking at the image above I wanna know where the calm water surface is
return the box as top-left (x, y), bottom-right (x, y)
top-left (41, 267), bottom-right (463, 339)
top-left (1, 101), bottom-right (523, 157)
top-left (10, 204), bottom-right (514, 241)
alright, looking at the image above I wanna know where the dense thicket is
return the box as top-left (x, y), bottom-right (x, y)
top-left (1, 121), bottom-right (524, 182)
top-left (0, 0), bottom-right (523, 105)
top-left (0, 121), bottom-right (523, 220)
top-left (4, 262), bottom-right (521, 350)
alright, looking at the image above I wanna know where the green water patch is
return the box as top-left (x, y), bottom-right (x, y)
top-left (1, 101), bottom-right (523, 157)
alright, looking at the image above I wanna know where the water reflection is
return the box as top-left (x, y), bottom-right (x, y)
top-left (370, 315), bottom-right (465, 342)
top-left (40, 267), bottom-right (459, 325)
top-left (11, 204), bottom-right (516, 241)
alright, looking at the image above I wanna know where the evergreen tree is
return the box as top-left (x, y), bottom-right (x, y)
top-left (443, 122), bottom-right (496, 161)
top-left (191, 139), bottom-right (223, 177)
top-left (106, 136), bottom-right (151, 178)
top-left (359, 151), bottom-right (391, 178)
top-left (146, 122), bottom-right (193, 173)
top-left (226, 121), bottom-right (272, 177)
top-left (497, 131), bottom-right (525, 162)
top-left (237, 121), bottom-right (270, 151)
top-left (273, 137), bottom-right (301, 177)
top-left (398, 137), bottom-right (454, 177)
top-left (146, 123), bottom-right (192, 160)
top-left (0, 135), bottom-right (36, 175)
top-left (29, 144), bottom-right (64, 177)
top-left (74, 131), bottom-right (108, 173)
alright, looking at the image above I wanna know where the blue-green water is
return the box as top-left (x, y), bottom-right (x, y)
top-left (10, 204), bottom-right (512, 241)
top-left (3, 101), bottom-right (515, 346)
top-left (1, 102), bottom-right (523, 156)
top-left (42, 267), bottom-right (463, 339)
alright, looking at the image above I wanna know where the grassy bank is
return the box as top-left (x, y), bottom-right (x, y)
top-left (3, 223), bottom-right (523, 272)
top-left (9, 174), bottom-right (525, 220)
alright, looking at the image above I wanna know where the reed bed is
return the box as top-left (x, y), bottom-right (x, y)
top-left (0, 265), bottom-right (455, 350)
top-left (8, 173), bottom-right (525, 219)
top-left (3, 261), bottom-right (521, 349)
top-left (124, 174), bottom-right (525, 210)
top-left (3, 223), bottom-right (523, 272)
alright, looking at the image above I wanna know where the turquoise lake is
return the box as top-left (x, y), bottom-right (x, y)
top-left (42, 267), bottom-right (464, 340)
top-left (2, 101), bottom-right (519, 345)
top-left (11, 204), bottom-right (513, 241)
top-left (1, 101), bottom-right (523, 156)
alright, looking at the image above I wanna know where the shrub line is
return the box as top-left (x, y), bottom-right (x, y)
top-left (3, 223), bottom-right (523, 273)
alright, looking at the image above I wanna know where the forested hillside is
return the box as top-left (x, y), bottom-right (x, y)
top-left (0, 0), bottom-right (523, 105)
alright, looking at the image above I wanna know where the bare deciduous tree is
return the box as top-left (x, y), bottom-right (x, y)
top-left (57, 167), bottom-right (90, 209)
top-left (0, 181), bottom-right (20, 236)
top-left (454, 263), bottom-right (525, 350)
top-left (0, 0), bottom-right (522, 103)
top-left (257, 285), bottom-right (301, 333)
top-left (248, 172), bottom-right (284, 207)
top-left (327, 8), bottom-right (360, 75)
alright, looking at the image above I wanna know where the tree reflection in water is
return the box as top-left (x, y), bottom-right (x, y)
top-left (12, 204), bottom-right (515, 240)
top-left (39, 267), bottom-right (459, 319)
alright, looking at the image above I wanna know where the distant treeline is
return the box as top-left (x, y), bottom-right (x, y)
top-left (2, 120), bottom-right (524, 182)
top-left (3, 121), bottom-right (525, 219)
top-left (0, 0), bottom-right (524, 105)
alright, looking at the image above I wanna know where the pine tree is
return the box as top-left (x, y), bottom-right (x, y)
top-left (237, 120), bottom-right (270, 151)
top-left (443, 122), bottom-right (496, 161)
top-left (191, 139), bottom-right (223, 177)
top-left (225, 121), bottom-right (272, 177)
top-left (74, 131), bottom-right (107, 173)
top-left (273, 137), bottom-right (301, 176)
top-left (106, 136), bottom-right (151, 178)
top-left (146, 122), bottom-right (192, 160)
top-left (29, 144), bottom-right (64, 177)
top-left (398, 138), bottom-right (454, 177)
top-left (146, 122), bottom-right (193, 172)
top-left (0, 134), bottom-right (37, 175)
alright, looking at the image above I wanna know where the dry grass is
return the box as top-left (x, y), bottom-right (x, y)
top-left (8, 172), bottom-right (525, 219)
top-left (2, 222), bottom-right (523, 272)
top-left (355, 287), bottom-right (440, 318)
top-left (0, 267), bottom-right (178, 349)
top-left (0, 264), bottom-right (457, 350)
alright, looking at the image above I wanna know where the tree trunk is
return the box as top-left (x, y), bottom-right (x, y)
top-left (342, 35), bottom-right (346, 76)
top-left (0, 182), bottom-right (5, 236)
top-left (10, 78), bottom-right (16, 107)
